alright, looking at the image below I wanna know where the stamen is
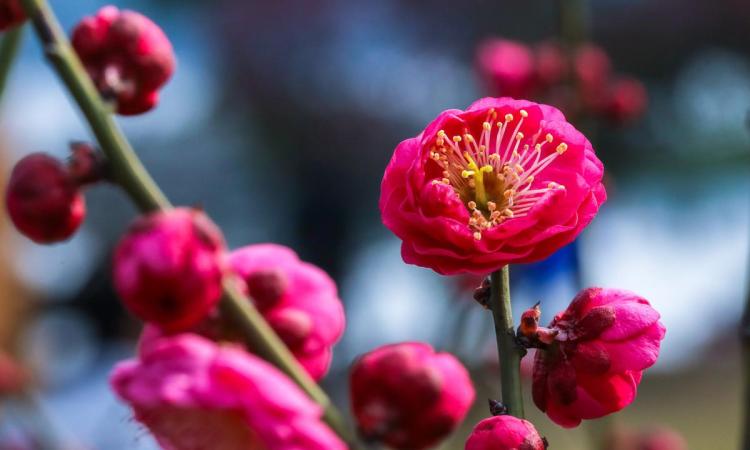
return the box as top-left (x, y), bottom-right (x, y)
top-left (427, 109), bottom-right (570, 236)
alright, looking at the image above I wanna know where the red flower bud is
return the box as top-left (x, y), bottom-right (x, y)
top-left (465, 415), bottom-right (546, 450)
top-left (601, 78), bottom-right (648, 125)
top-left (350, 342), bottom-right (475, 450)
top-left (0, 0), bottom-right (25, 31)
top-left (574, 44), bottom-right (612, 91)
top-left (535, 41), bottom-right (568, 88)
top-left (6, 153), bottom-right (85, 243)
top-left (72, 6), bottom-right (175, 115)
top-left (476, 39), bottom-right (537, 99)
top-left (532, 288), bottom-right (666, 428)
top-left (113, 208), bottom-right (225, 331)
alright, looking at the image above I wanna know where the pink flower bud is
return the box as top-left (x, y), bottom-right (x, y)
top-left (113, 208), bottom-right (225, 331)
top-left (574, 43), bottom-right (612, 92)
top-left (0, 0), bottom-right (25, 31)
top-left (72, 6), bottom-right (175, 115)
top-left (229, 244), bottom-right (345, 380)
top-left (601, 78), bottom-right (648, 125)
top-left (111, 333), bottom-right (346, 450)
top-left (380, 97), bottom-right (606, 275)
top-left (350, 342), bottom-right (475, 450)
top-left (534, 41), bottom-right (568, 88)
top-left (6, 153), bottom-right (85, 243)
top-left (465, 415), bottom-right (546, 450)
top-left (532, 288), bottom-right (666, 428)
top-left (476, 39), bottom-right (537, 99)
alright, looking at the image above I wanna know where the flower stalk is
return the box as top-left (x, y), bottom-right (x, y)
top-left (489, 266), bottom-right (525, 417)
top-left (18, 0), bottom-right (355, 444)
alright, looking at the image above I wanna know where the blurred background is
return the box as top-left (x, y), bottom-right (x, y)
top-left (0, 0), bottom-right (748, 448)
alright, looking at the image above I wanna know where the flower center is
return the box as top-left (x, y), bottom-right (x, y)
top-left (429, 108), bottom-right (568, 240)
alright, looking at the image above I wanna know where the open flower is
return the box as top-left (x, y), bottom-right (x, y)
top-left (229, 244), bottom-right (345, 380)
top-left (380, 97), bottom-right (606, 275)
top-left (111, 333), bottom-right (346, 450)
top-left (532, 288), bottom-right (666, 427)
top-left (465, 415), bottom-right (546, 450)
top-left (72, 6), bottom-right (175, 115)
top-left (350, 342), bottom-right (474, 450)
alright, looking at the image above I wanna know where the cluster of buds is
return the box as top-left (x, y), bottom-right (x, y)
top-left (5, 144), bottom-right (103, 243)
top-left (476, 39), bottom-right (647, 125)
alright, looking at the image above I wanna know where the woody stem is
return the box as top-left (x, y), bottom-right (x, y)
top-left (17, 0), bottom-right (356, 445)
top-left (489, 266), bottom-right (525, 417)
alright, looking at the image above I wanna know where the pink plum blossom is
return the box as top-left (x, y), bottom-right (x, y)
top-left (111, 333), bottom-right (347, 450)
top-left (228, 243), bottom-right (345, 380)
top-left (532, 288), bottom-right (666, 427)
top-left (380, 97), bottom-right (606, 275)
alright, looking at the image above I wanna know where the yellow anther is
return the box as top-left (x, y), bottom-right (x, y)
top-left (503, 209), bottom-right (515, 217)
top-left (525, 175), bottom-right (535, 184)
top-left (505, 113), bottom-right (514, 122)
top-left (480, 165), bottom-right (493, 173)
top-left (453, 135), bottom-right (462, 143)
top-left (438, 130), bottom-right (447, 138)
top-left (473, 232), bottom-right (482, 240)
top-left (520, 109), bottom-right (529, 118)
top-left (504, 189), bottom-right (515, 198)
top-left (483, 122), bottom-right (492, 131)
top-left (467, 201), bottom-right (477, 210)
top-left (462, 170), bottom-right (475, 178)
top-left (515, 132), bottom-right (524, 140)
top-left (487, 201), bottom-right (497, 211)
top-left (535, 144), bottom-right (542, 152)
top-left (515, 164), bottom-right (525, 173)
top-left (556, 143), bottom-right (568, 154)
top-left (442, 178), bottom-right (450, 184)
top-left (545, 133), bottom-right (554, 143)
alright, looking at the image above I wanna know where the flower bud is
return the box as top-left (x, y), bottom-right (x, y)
top-left (534, 41), bottom-right (568, 88)
top-left (601, 78), bottom-right (648, 125)
top-left (6, 153), bottom-right (85, 243)
top-left (465, 415), bottom-right (546, 450)
top-left (532, 288), bottom-right (665, 427)
top-left (72, 6), bottom-right (175, 115)
top-left (350, 342), bottom-right (475, 450)
top-left (476, 39), bottom-right (537, 99)
top-left (0, 0), bottom-right (25, 31)
top-left (113, 208), bottom-right (225, 331)
top-left (229, 244), bottom-right (345, 380)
